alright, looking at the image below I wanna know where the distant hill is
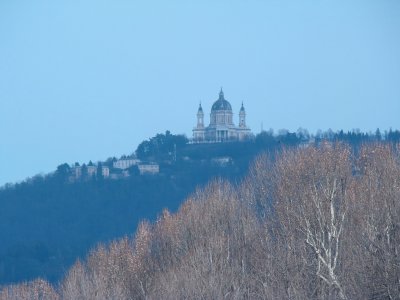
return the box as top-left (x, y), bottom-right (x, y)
top-left (0, 129), bottom-right (398, 285)
top-left (1, 140), bottom-right (400, 300)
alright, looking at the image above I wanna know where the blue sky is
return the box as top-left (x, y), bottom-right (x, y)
top-left (1, 0), bottom-right (399, 186)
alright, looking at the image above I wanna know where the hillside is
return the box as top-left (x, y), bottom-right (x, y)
top-left (0, 132), bottom-right (271, 285)
top-left (1, 141), bottom-right (399, 299)
top-left (0, 129), bottom-right (398, 286)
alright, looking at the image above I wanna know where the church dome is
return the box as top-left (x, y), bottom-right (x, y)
top-left (211, 89), bottom-right (232, 111)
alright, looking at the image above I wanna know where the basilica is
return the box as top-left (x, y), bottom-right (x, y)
top-left (192, 89), bottom-right (252, 142)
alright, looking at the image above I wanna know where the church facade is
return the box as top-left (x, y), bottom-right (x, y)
top-left (192, 89), bottom-right (252, 142)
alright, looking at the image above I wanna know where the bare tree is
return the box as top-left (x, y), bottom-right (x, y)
top-left (149, 180), bottom-right (262, 299)
top-left (0, 278), bottom-right (58, 300)
top-left (61, 223), bottom-right (154, 300)
top-left (274, 143), bottom-right (352, 299)
top-left (352, 143), bottom-right (400, 299)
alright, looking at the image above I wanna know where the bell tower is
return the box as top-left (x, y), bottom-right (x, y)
top-left (197, 103), bottom-right (204, 128)
top-left (193, 102), bottom-right (205, 142)
top-left (239, 102), bottom-right (246, 128)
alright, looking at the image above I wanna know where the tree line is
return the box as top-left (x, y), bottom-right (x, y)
top-left (1, 141), bottom-right (399, 299)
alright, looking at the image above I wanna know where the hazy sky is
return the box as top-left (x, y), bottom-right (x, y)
top-left (1, 0), bottom-right (399, 186)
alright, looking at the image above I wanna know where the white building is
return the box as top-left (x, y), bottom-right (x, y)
top-left (72, 166), bottom-right (82, 179)
top-left (193, 89), bottom-right (252, 142)
top-left (211, 156), bottom-right (232, 166)
top-left (113, 158), bottom-right (140, 170)
top-left (138, 164), bottom-right (159, 175)
top-left (101, 166), bottom-right (110, 178)
top-left (71, 164), bottom-right (110, 179)
top-left (87, 165), bottom-right (97, 177)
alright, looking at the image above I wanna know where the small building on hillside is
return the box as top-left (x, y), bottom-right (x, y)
top-left (87, 165), bottom-right (97, 177)
top-left (138, 164), bottom-right (159, 175)
top-left (101, 166), bottom-right (110, 178)
top-left (72, 166), bottom-right (82, 180)
top-left (113, 158), bottom-right (140, 169)
top-left (70, 165), bottom-right (110, 180)
top-left (211, 156), bottom-right (232, 166)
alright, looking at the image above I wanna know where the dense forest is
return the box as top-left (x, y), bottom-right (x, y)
top-left (0, 129), bottom-right (399, 298)
top-left (1, 141), bottom-right (399, 299)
